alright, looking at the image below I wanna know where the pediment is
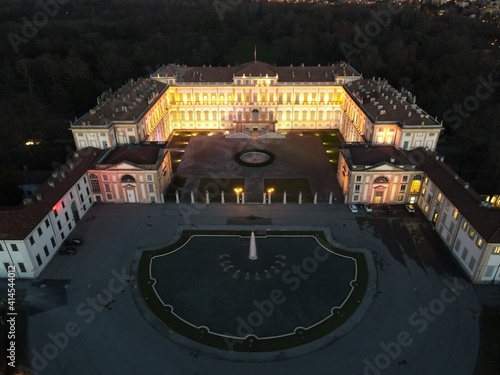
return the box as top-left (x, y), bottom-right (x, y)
top-left (364, 163), bottom-right (406, 172)
top-left (104, 162), bottom-right (143, 171)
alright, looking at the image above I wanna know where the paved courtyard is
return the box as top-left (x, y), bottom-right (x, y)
top-left (174, 132), bottom-right (344, 203)
top-left (17, 202), bottom-right (481, 375)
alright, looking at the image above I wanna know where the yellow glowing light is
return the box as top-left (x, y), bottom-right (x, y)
top-left (234, 187), bottom-right (243, 194)
top-left (326, 150), bottom-right (333, 153)
top-left (267, 188), bottom-right (274, 194)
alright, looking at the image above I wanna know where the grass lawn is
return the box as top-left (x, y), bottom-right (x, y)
top-left (264, 178), bottom-right (312, 203)
top-left (197, 178), bottom-right (245, 202)
top-left (296, 131), bottom-right (341, 170)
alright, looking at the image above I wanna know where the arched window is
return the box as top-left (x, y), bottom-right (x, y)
top-left (121, 175), bottom-right (135, 183)
top-left (410, 175), bottom-right (422, 194)
top-left (89, 174), bottom-right (100, 192)
top-left (374, 176), bottom-right (389, 183)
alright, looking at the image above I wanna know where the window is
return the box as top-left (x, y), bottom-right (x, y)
top-left (103, 174), bottom-right (109, 181)
top-left (65, 212), bottom-right (69, 221)
top-left (121, 175), bottom-right (136, 183)
top-left (355, 175), bottom-right (362, 182)
top-left (494, 246), bottom-right (500, 254)
top-left (4, 263), bottom-right (10, 272)
top-left (89, 197), bottom-right (92, 204)
top-left (410, 176), bottom-right (422, 194)
top-left (29, 236), bottom-right (34, 245)
top-left (70, 192), bottom-right (73, 199)
top-left (437, 192), bottom-right (442, 202)
top-left (62, 201), bottom-right (65, 209)
top-left (105, 184), bottom-right (111, 192)
top-left (476, 238), bottom-right (483, 248)
top-left (57, 221), bottom-right (62, 230)
top-left (354, 185), bottom-right (360, 192)
top-left (45, 219), bottom-right (50, 228)
top-left (43, 245), bottom-right (49, 257)
top-left (400, 185), bottom-right (406, 192)
top-left (68, 223), bottom-right (72, 230)
top-left (150, 195), bottom-right (156, 203)
top-left (484, 266), bottom-right (495, 278)
top-left (147, 174), bottom-right (153, 182)
top-left (462, 221), bottom-right (468, 231)
top-left (89, 173), bottom-right (100, 192)
top-left (80, 194), bottom-right (83, 202)
top-left (402, 175), bottom-right (409, 183)
top-left (106, 193), bottom-right (113, 200)
top-left (61, 232), bottom-right (65, 240)
top-left (468, 229), bottom-right (475, 239)
top-left (397, 194), bottom-right (405, 202)
top-left (445, 202), bottom-right (450, 211)
top-left (148, 184), bottom-right (155, 193)
top-left (36, 255), bottom-right (42, 266)
top-left (51, 237), bottom-right (56, 247)
top-left (83, 204), bottom-right (86, 211)
top-left (452, 209), bottom-right (459, 220)
top-left (86, 187), bottom-right (90, 195)
top-left (83, 176), bottom-right (87, 183)
top-left (77, 183), bottom-right (81, 191)
top-left (18, 263), bottom-right (26, 273)
top-left (454, 238), bottom-right (462, 252)
top-left (461, 247), bottom-right (468, 261)
top-left (37, 227), bottom-right (42, 236)
top-left (469, 257), bottom-right (476, 270)
top-left (11, 244), bottom-right (18, 252)
top-left (374, 176), bottom-right (389, 183)
top-left (353, 194), bottom-right (359, 202)
top-left (53, 208), bottom-right (58, 217)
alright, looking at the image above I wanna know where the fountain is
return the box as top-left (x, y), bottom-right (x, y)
top-left (249, 231), bottom-right (257, 260)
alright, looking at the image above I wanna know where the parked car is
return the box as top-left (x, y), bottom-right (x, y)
top-left (58, 247), bottom-right (77, 255)
top-left (349, 204), bottom-right (358, 213)
top-left (383, 205), bottom-right (393, 214)
top-left (405, 204), bottom-right (416, 213)
top-left (363, 204), bottom-right (373, 213)
top-left (64, 238), bottom-right (83, 246)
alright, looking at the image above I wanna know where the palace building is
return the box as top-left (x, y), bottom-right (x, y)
top-left (1, 60), bottom-right (497, 283)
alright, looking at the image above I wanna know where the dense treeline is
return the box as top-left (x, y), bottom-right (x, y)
top-left (0, 0), bottom-right (499, 196)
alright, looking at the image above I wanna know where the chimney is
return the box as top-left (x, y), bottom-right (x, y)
top-left (23, 198), bottom-right (32, 206)
top-left (439, 156), bottom-right (444, 162)
top-left (48, 180), bottom-right (55, 187)
top-left (390, 157), bottom-right (396, 163)
top-left (60, 171), bottom-right (66, 179)
top-left (52, 171), bottom-right (58, 178)
top-left (464, 182), bottom-right (470, 189)
top-left (68, 161), bottom-right (74, 170)
top-left (36, 193), bottom-right (42, 201)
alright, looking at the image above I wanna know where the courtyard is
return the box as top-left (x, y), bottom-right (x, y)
top-left (8, 130), bottom-right (486, 374)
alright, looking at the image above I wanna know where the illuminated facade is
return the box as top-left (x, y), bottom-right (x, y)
top-left (418, 154), bottom-right (500, 283)
top-left (87, 144), bottom-right (172, 204)
top-left (70, 61), bottom-right (441, 150)
top-left (0, 149), bottom-right (99, 278)
top-left (338, 146), bottom-right (424, 204)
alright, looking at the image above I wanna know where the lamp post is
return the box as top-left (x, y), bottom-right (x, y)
top-left (267, 188), bottom-right (274, 204)
top-left (234, 187), bottom-right (242, 204)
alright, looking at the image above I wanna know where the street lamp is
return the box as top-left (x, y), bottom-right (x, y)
top-left (234, 187), bottom-right (242, 204)
top-left (267, 187), bottom-right (274, 204)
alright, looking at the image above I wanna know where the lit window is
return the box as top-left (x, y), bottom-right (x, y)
top-left (424, 205), bottom-right (429, 213)
top-left (468, 229), bottom-right (475, 239)
top-left (462, 221), bottom-right (467, 231)
top-left (476, 238), bottom-right (483, 248)
top-left (437, 192), bottom-right (442, 202)
top-left (410, 176), bottom-right (422, 194)
top-left (494, 246), bottom-right (500, 254)
top-left (452, 209), bottom-right (459, 220)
